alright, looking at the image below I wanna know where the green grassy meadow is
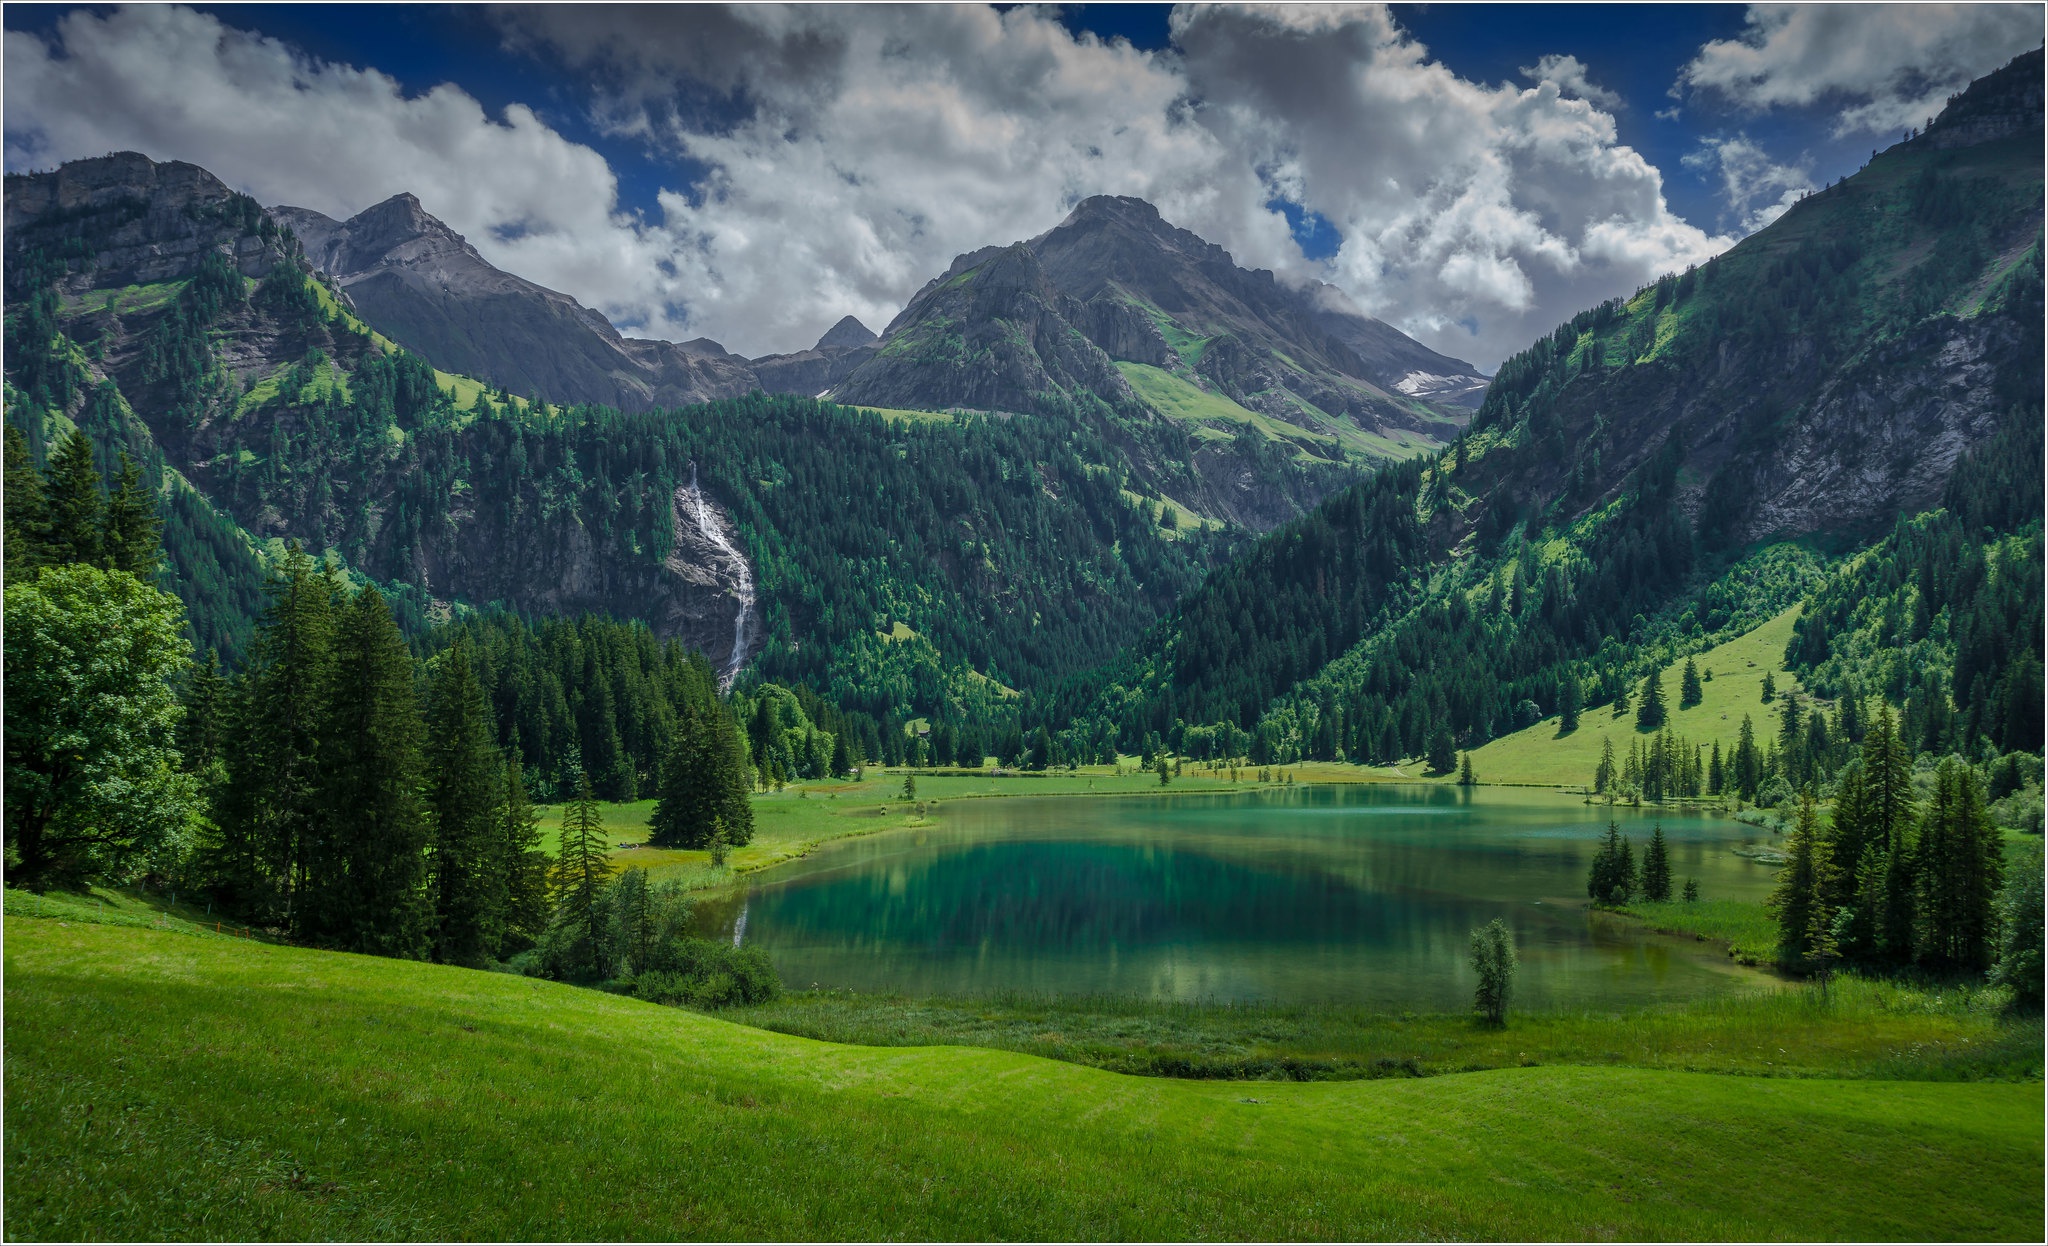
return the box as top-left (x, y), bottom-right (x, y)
top-left (6, 915), bottom-right (2041, 1241)
top-left (1468, 606), bottom-right (1805, 787)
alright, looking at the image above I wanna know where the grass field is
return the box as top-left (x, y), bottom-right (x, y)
top-left (1467, 607), bottom-right (1806, 787)
top-left (6, 915), bottom-right (2040, 1241)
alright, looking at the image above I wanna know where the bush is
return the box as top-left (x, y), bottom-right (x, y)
top-left (1754, 776), bottom-right (1794, 809)
top-left (633, 939), bottom-right (780, 1007)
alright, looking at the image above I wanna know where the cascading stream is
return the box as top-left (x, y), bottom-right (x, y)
top-left (674, 465), bottom-right (756, 690)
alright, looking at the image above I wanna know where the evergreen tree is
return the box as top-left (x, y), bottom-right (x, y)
top-left (1636, 667), bottom-right (1667, 730)
top-left (649, 701), bottom-right (756, 848)
top-left (1769, 792), bottom-right (1836, 964)
top-left (425, 637), bottom-right (507, 967)
top-left (552, 762), bottom-right (615, 977)
top-left (1854, 707), bottom-right (1920, 963)
top-left (1761, 671), bottom-right (1777, 702)
top-left (1594, 736), bottom-right (1616, 794)
top-left (176, 648), bottom-right (229, 776)
top-left (1587, 815), bottom-right (1633, 905)
top-left (4, 424), bottom-right (50, 580)
top-left (213, 545), bottom-right (335, 922)
top-left (100, 450), bottom-right (162, 577)
top-left (309, 586), bottom-right (431, 956)
top-left (1679, 658), bottom-right (1703, 708)
top-left (1683, 877), bottom-right (1700, 902)
top-left (499, 750), bottom-right (552, 953)
top-left (1708, 740), bottom-right (1724, 795)
top-left (41, 428), bottom-right (105, 568)
top-left (1559, 677), bottom-right (1580, 733)
top-left (1914, 756), bottom-right (2004, 972)
top-left (1458, 751), bottom-right (1475, 786)
top-left (1641, 825), bottom-right (1673, 902)
top-left (1426, 728), bottom-right (1456, 774)
top-left (830, 730), bottom-right (853, 778)
top-left (1733, 714), bottom-right (1762, 798)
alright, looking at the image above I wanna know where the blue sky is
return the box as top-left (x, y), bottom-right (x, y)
top-left (6, 4), bottom-right (2039, 364)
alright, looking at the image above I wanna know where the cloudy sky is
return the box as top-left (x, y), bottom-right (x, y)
top-left (6, 3), bottom-right (2040, 368)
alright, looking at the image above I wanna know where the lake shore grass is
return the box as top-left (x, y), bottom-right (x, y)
top-left (724, 974), bottom-right (2039, 1084)
top-left (7, 914), bottom-right (2041, 1242)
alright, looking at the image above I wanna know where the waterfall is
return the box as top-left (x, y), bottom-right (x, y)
top-left (677, 464), bottom-right (756, 690)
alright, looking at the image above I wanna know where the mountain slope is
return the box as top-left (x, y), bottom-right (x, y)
top-left (834, 196), bottom-right (1486, 452)
top-left (4, 152), bottom-right (1225, 732)
top-left (272, 196), bottom-right (760, 412)
top-left (1040, 49), bottom-right (2043, 769)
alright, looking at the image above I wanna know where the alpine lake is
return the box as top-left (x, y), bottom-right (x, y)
top-left (695, 785), bottom-right (1786, 1010)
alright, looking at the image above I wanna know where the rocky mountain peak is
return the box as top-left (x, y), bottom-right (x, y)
top-left (814, 314), bottom-right (877, 352)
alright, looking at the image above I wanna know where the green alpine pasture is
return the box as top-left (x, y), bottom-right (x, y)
top-left (6, 915), bottom-right (2041, 1242)
top-left (1468, 606), bottom-right (1805, 787)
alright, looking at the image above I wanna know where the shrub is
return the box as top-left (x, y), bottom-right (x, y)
top-left (634, 939), bottom-right (780, 1007)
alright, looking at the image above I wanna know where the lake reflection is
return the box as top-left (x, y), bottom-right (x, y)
top-left (698, 785), bottom-right (1783, 1009)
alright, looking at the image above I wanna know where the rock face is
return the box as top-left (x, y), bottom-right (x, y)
top-left (1465, 47), bottom-right (2043, 552)
top-left (5, 151), bottom-right (295, 289)
top-left (748, 316), bottom-right (880, 397)
top-left (272, 197), bottom-right (760, 411)
top-left (663, 469), bottom-right (758, 688)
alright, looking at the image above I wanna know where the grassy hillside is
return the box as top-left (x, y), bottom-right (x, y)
top-left (1468, 607), bottom-right (1805, 787)
top-left (6, 916), bottom-right (2041, 1241)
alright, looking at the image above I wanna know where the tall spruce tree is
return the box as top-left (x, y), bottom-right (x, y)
top-left (1559, 677), bottom-right (1580, 733)
top-left (650, 700), bottom-right (756, 848)
top-left (1636, 667), bottom-right (1667, 731)
top-left (553, 761), bottom-right (615, 976)
top-left (499, 749), bottom-right (552, 952)
top-left (1770, 792), bottom-right (1836, 964)
top-left (100, 450), bottom-right (163, 578)
top-left (1679, 658), bottom-right (1703, 708)
top-left (310, 586), bottom-right (431, 956)
top-left (1914, 756), bottom-right (2004, 972)
top-left (1854, 707), bottom-right (1920, 963)
top-left (1641, 825), bottom-right (1673, 902)
top-left (4, 425), bottom-right (49, 580)
top-left (40, 428), bottom-right (105, 568)
top-left (425, 637), bottom-right (507, 966)
top-left (212, 545), bottom-right (336, 922)
top-left (177, 648), bottom-right (229, 776)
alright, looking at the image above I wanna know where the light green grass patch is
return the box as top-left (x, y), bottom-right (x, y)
top-left (1468, 606), bottom-right (1805, 788)
top-left (60, 281), bottom-right (184, 318)
top-left (4, 917), bottom-right (2040, 1241)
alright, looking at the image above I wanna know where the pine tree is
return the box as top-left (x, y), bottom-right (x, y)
top-left (1427, 728), bottom-right (1456, 774)
top-left (1914, 756), bottom-right (2004, 972)
top-left (553, 761), bottom-right (614, 976)
top-left (4, 424), bottom-right (50, 580)
top-left (1761, 671), bottom-right (1777, 702)
top-left (100, 450), bottom-right (162, 577)
top-left (1594, 736), bottom-right (1616, 793)
top-left (41, 428), bottom-right (105, 568)
top-left (1707, 740), bottom-right (1724, 795)
top-left (1734, 714), bottom-right (1761, 798)
top-left (1636, 667), bottom-right (1667, 731)
top-left (1679, 658), bottom-right (1703, 708)
top-left (1855, 707), bottom-right (1920, 964)
top-left (1588, 815), bottom-right (1633, 905)
top-left (1683, 877), bottom-right (1700, 903)
top-left (1559, 678), bottom-right (1580, 733)
top-left (309, 586), bottom-right (431, 956)
top-left (212, 545), bottom-right (336, 923)
top-left (649, 700), bottom-right (756, 848)
top-left (425, 637), bottom-right (507, 966)
top-left (1641, 825), bottom-right (1673, 902)
top-left (1457, 751), bottom-right (1475, 786)
top-left (177, 648), bottom-right (229, 775)
top-left (499, 750), bottom-right (552, 952)
top-left (1769, 792), bottom-right (1836, 964)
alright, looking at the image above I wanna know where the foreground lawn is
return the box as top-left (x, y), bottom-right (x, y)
top-left (6, 916), bottom-right (2041, 1241)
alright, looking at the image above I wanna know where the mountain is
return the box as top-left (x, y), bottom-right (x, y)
top-left (271, 196), bottom-right (759, 412)
top-left (748, 315), bottom-right (879, 396)
top-left (832, 195), bottom-right (1488, 439)
top-left (3, 150), bottom-right (1226, 733)
top-left (1041, 49), bottom-right (2043, 771)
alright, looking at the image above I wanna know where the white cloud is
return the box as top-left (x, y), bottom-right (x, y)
top-left (6, 3), bottom-right (1745, 369)
top-left (1682, 135), bottom-right (1815, 232)
top-left (1168, 4), bottom-right (1730, 365)
top-left (3, 4), bottom-right (695, 339)
top-left (1681, 3), bottom-right (2043, 136)
top-left (1523, 54), bottom-right (1624, 110)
